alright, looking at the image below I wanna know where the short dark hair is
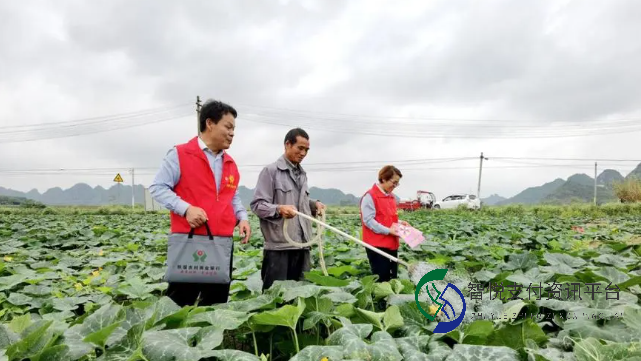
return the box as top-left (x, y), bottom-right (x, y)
top-left (199, 99), bottom-right (237, 132)
top-left (284, 128), bottom-right (309, 145)
top-left (378, 165), bottom-right (402, 183)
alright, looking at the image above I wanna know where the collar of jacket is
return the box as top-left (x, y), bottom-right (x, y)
top-left (277, 154), bottom-right (306, 174)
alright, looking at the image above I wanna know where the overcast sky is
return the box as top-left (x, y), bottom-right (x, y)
top-left (2, 0), bottom-right (641, 201)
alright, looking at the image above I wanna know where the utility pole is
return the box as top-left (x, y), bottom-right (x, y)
top-left (196, 95), bottom-right (202, 135)
top-left (477, 152), bottom-right (488, 200)
top-left (594, 162), bottom-right (597, 206)
top-left (131, 168), bottom-right (135, 210)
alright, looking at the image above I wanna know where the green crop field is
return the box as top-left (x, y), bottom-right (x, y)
top-left (1, 204), bottom-right (641, 360)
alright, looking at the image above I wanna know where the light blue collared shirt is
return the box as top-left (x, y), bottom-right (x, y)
top-left (149, 137), bottom-right (248, 221)
top-left (360, 183), bottom-right (391, 235)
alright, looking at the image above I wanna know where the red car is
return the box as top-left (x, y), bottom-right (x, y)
top-left (397, 190), bottom-right (436, 211)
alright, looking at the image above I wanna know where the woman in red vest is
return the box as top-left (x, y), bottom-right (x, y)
top-left (359, 165), bottom-right (409, 282)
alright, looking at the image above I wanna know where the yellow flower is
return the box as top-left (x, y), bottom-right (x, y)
top-left (92, 270), bottom-right (100, 277)
top-left (74, 283), bottom-right (83, 290)
top-left (3, 256), bottom-right (12, 262)
top-left (429, 305), bottom-right (439, 315)
top-left (320, 358), bottom-right (329, 361)
top-left (98, 249), bottom-right (104, 256)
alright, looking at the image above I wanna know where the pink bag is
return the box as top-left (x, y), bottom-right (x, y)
top-left (391, 223), bottom-right (425, 249)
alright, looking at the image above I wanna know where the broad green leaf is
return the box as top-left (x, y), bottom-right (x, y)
top-left (304, 272), bottom-right (351, 287)
top-left (32, 344), bottom-right (70, 361)
top-left (504, 252), bottom-right (538, 271)
top-left (251, 297), bottom-right (306, 330)
top-left (8, 314), bottom-right (32, 334)
top-left (369, 331), bottom-right (404, 360)
top-left (322, 291), bottom-right (357, 304)
top-left (326, 265), bottom-right (360, 277)
top-left (462, 320), bottom-right (493, 344)
top-left (141, 328), bottom-right (212, 361)
top-left (6, 320), bottom-right (55, 360)
top-left (373, 282), bottom-right (395, 299)
top-left (63, 303), bottom-right (126, 358)
top-left (0, 325), bottom-right (20, 349)
top-left (282, 284), bottom-right (326, 302)
top-left (447, 344), bottom-right (520, 361)
top-left (395, 335), bottom-right (431, 361)
top-left (216, 294), bottom-right (276, 313)
top-left (209, 349), bottom-right (262, 361)
top-left (383, 305), bottom-right (405, 332)
top-left (574, 337), bottom-right (641, 361)
top-left (593, 266), bottom-right (631, 284)
top-left (289, 345), bottom-right (344, 361)
top-left (488, 320), bottom-right (548, 350)
top-left (187, 309), bottom-right (250, 330)
top-left (355, 308), bottom-right (384, 331)
top-left (326, 323), bottom-right (370, 359)
top-left (96, 323), bottom-right (144, 361)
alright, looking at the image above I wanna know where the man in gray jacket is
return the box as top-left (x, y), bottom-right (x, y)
top-left (250, 128), bottom-right (326, 291)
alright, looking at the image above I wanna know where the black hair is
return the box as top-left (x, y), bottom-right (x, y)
top-left (199, 99), bottom-right (238, 132)
top-left (284, 128), bottom-right (309, 145)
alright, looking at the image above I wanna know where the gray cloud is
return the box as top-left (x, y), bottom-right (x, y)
top-left (1, 0), bottom-right (641, 201)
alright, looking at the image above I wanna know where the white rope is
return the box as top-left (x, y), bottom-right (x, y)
top-left (283, 209), bottom-right (329, 276)
top-left (284, 208), bottom-right (413, 274)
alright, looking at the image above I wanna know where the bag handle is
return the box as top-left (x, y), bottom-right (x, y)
top-left (188, 221), bottom-right (214, 240)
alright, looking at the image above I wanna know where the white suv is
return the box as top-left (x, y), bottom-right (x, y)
top-left (433, 194), bottom-right (481, 210)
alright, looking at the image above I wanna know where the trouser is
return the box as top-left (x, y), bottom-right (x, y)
top-left (366, 247), bottom-right (398, 282)
top-left (166, 243), bottom-right (234, 307)
top-left (261, 249), bottom-right (311, 291)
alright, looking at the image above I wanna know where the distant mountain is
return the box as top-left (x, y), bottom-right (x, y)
top-left (0, 183), bottom-right (147, 206)
top-left (234, 185), bottom-right (360, 207)
top-left (498, 166), bottom-right (637, 206)
top-left (0, 195), bottom-right (29, 206)
top-left (543, 177), bottom-right (616, 205)
top-left (498, 178), bottom-right (565, 205)
top-left (566, 174), bottom-right (593, 187)
top-left (598, 169), bottom-right (624, 186)
top-left (626, 163), bottom-right (641, 180)
top-left (0, 183), bottom-right (361, 208)
top-left (482, 194), bottom-right (507, 206)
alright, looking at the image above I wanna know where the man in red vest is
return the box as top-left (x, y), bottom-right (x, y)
top-left (149, 99), bottom-right (251, 306)
top-left (359, 165), bottom-right (409, 283)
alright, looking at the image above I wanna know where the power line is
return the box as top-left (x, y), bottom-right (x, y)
top-left (0, 157), bottom-right (475, 174)
top-left (1, 155), bottom-right (639, 175)
top-left (235, 102), bottom-right (641, 125)
top-left (0, 103), bottom-right (191, 131)
top-left (0, 112), bottom-right (192, 144)
top-left (240, 114), bottom-right (641, 139)
top-left (491, 156), bottom-right (641, 162)
top-left (0, 162), bottom-right (634, 176)
top-left (2, 98), bottom-right (640, 142)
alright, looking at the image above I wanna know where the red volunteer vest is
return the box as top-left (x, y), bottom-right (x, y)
top-left (169, 136), bottom-right (240, 237)
top-left (360, 184), bottom-right (399, 250)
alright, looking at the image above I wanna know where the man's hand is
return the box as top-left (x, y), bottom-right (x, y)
top-left (238, 220), bottom-right (251, 244)
top-left (315, 201), bottom-right (326, 216)
top-left (185, 206), bottom-right (208, 228)
top-left (278, 205), bottom-right (297, 219)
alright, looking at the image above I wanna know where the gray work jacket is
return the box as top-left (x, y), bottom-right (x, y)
top-left (250, 155), bottom-right (319, 250)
